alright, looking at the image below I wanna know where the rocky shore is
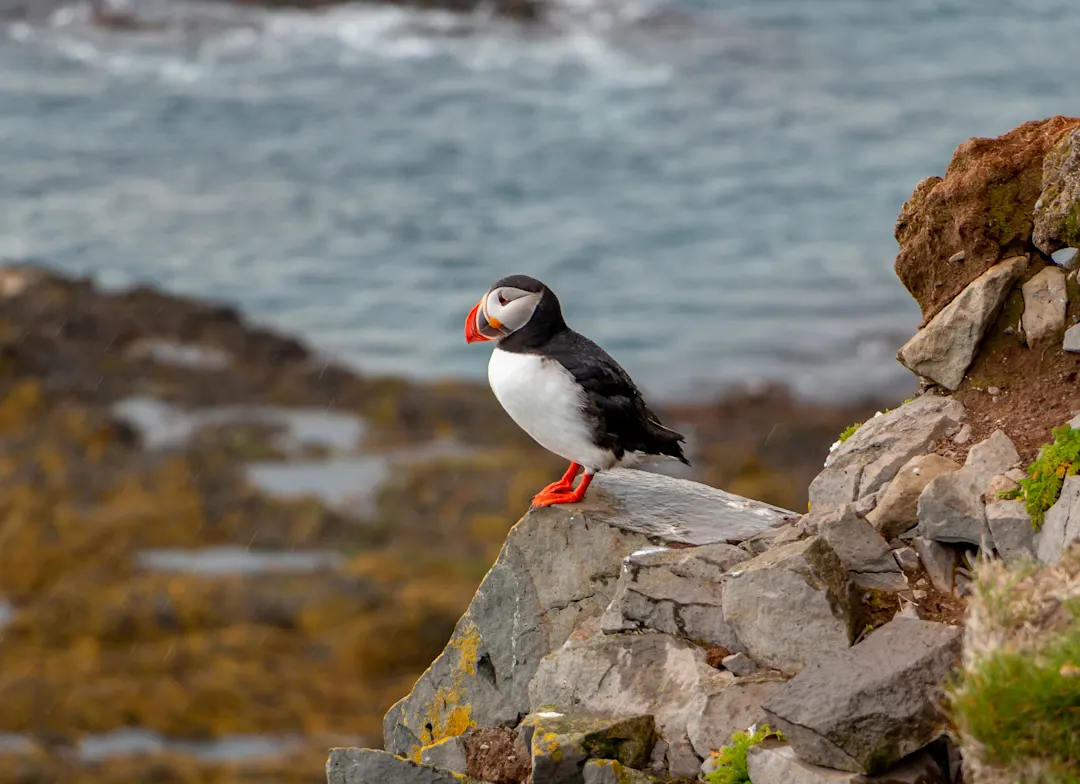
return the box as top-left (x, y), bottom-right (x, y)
top-left (330, 116), bottom-right (1080, 784)
top-left (0, 260), bottom-right (884, 783)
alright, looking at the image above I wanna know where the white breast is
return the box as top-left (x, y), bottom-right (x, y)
top-left (487, 347), bottom-right (616, 472)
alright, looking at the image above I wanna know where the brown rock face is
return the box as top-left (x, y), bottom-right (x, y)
top-left (894, 116), bottom-right (1080, 325)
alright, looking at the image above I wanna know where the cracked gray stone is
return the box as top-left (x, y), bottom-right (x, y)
top-left (918, 430), bottom-right (1019, 546)
top-left (746, 743), bottom-right (947, 784)
top-left (809, 396), bottom-right (964, 515)
top-left (520, 712), bottom-right (655, 784)
top-left (911, 537), bottom-right (956, 594)
top-left (762, 617), bottom-right (962, 774)
top-left (816, 505), bottom-right (906, 592)
top-left (527, 632), bottom-right (717, 779)
top-left (599, 542), bottom-right (749, 650)
top-left (383, 469), bottom-right (793, 759)
top-left (685, 672), bottom-right (788, 757)
top-left (326, 749), bottom-right (490, 784)
top-left (986, 500), bottom-right (1036, 565)
top-left (897, 256), bottom-right (1028, 390)
top-left (722, 536), bottom-right (861, 676)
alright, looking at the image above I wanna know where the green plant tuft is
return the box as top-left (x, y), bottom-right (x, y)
top-left (1011, 425), bottom-right (1080, 529)
top-left (838, 422), bottom-right (862, 443)
top-left (704, 725), bottom-right (784, 784)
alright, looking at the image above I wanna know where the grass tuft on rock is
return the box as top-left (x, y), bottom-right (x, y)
top-left (837, 422), bottom-right (862, 443)
top-left (1003, 425), bottom-right (1080, 528)
top-left (703, 725), bottom-right (783, 784)
top-left (948, 543), bottom-right (1080, 784)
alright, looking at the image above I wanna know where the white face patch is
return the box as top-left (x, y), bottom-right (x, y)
top-left (484, 287), bottom-right (542, 335)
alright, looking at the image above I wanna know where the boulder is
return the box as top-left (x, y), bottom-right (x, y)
top-left (918, 430), bottom-right (1019, 545)
top-left (985, 500), bottom-right (1037, 565)
top-left (520, 712), bottom-right (655, 784)
top-left (383, 469), bottom-right (793, 759)
top-left (526, 632), bottom-right (716, 778)
top-left (685, 672), bottom-right (788, 758)
top-left (599, 542), bottom-right (749, 649)
top-left (896, 256), bottom-right (1028, 390)
top-left (746, 742), bottom-right (946, 784)
top-left (816, 505), bottom-right (906, 592)
top-left (1020, 265), bottom-right (1068, 343)
top-left (422, 729), bottom-right (530, 783)
top-left (893, 116), bottom-right (1080, 323)
top-left (582, 759), bottom-right (663, 784)
top-left (325, 748), bottom-right (490, 784)
top-left (866, 454), bottom-right (961, 539)
top-left (761, 617), bottom-right (962, 774)
top-left (1036, 475), bottom-right (1080, 565)
top-left (809, 396), bottom-right (965, 514)
top-left (420, 736), bottom-right (468, 774)
top-left (1033, 128), bottom-right (1080, 254)
top-left (722, 536), bottom-right (861, 676)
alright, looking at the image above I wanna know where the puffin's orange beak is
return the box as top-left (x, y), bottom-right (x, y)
top-left (466, 300), bottom-right (506, 343)
top-left (465, 302), bottom-right (488, 343)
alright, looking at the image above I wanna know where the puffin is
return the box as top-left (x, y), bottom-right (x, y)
top-left (464, 274), bottom-right (689, 508)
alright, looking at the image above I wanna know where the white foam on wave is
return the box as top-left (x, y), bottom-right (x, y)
top-left (6, 0), bottom-right (675, 88)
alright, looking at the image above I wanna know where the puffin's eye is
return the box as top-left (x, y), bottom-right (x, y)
top-left (498, 293), bottom-right (510, 306)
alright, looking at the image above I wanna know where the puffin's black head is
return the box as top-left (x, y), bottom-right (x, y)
top-left (465, 274), bottom-right (566, 347)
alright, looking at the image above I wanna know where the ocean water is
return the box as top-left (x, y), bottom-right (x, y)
top-left (2, 0), bottom-right (1079, 401)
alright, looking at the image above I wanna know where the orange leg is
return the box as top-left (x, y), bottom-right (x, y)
top-left (534, 462), bottom-right (582, 497)
top-left (531, 471), bottom-right (594, 509)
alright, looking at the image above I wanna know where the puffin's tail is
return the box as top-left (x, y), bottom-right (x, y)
top-left (646, 417), bottom-right (691, 466)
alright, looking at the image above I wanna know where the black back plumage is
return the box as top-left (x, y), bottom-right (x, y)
top-left (495, 276), bottom-right (690, 466)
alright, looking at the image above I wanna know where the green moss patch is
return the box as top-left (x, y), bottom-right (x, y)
top-left (704, 725), bottom-right (784, 784)
top-left (1002, 425), bottom-right (1080, 528)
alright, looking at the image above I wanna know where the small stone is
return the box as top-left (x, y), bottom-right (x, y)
top-left (953, 424), bottom-right (973, 444)
top-left (762, 618), bottom-right (962, 774)
top-left (912, 538), bottom-right (956, 593)
top-left (1052, 247), bottom-right (1080, 269)
top-left (721, 652), bottom-right (759, 677)
top-left (1021, 265), bottom-right (1068, 344)
top-left (1064, 324), bottom-right (1080, 353)
top-left (420, 736), bottom-right (468, 775)
top-left (984, 473), bottom-right (1020, 505)
top-left (326, 749), bottom-right (488, 784)
top-left (519, 712), bottom-right (656, 784)
top-left (1004, 326), bottom-right (1016, 335)
top-left (892, 547), bottom-right (920, 572)
top-left (582, 759), bottom-right (663, 784)
top-left (986, 386), bottom-right (1002, 397)
top-left (948, 251), bottom-right (966, 263)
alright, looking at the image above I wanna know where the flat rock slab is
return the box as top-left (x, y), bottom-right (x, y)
top-left (897, 256), bottom-right (1028, 390)
top-left (582, 759), bottom-right (664, 784)
top-left (521, 712), bottom-right (655, 784)
top-left (326, 748), bottom-right (491, 784)
top-left (809, 397), bottom-right (965, 515)
top-left (722, 536), bottom-right (861, 676)
top-left (1037, 475), bottom-right (1080, 565)
top-left (762, 617), bottom-right (962, 774)
top-left (383, 469), bottom-right (793, 759)
top-left (746, 742), bottom-right (946, 784)
top-left (986, 500), bottom-right (1037, 565)
top-left (527, 632), bottom-right (715, 779)
top-left (600, 542), bottom-right (749, 649)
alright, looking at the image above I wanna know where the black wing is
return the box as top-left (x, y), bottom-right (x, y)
top-left (544, 330), bottom-right (690, 465)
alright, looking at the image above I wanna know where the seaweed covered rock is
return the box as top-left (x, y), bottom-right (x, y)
top-left (894, 115), bottom-right (1080, 324)
top-left (949, 542), bottom-right (1080, 783)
